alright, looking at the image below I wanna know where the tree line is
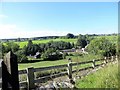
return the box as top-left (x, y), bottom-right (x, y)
top-left (0, 34), bottom-right (117, 63)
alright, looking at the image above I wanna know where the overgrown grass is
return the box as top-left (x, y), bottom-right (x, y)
top-left (75, 62), bottom-right (118, 88)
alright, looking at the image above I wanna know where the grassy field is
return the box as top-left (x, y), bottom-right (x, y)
top-left (18, 54), bottom-right (102, 70)
top-left (75, 62), bottom-right (118, 88)
top-left (16, 38), bottom-right (77, 48)
top-left (16, 35), bottom-right (117, 48)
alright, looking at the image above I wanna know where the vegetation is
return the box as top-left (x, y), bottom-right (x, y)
top-left (1, 34), bottom-right (117, 64)
top-left (76, 34), bottom-right (88, 48)
top-left (66, 33), bottom-right (75, 39)
top-left (18, 54), bottom-right (101, 70)
top-left (75, 63), bottom-right (118, 88)
top-left (41, 48), bottom-right (63, 60)
top-left (15, 50), bottom-right (28, 63)
top-left (87, 37), bottom-right (116, 57)
top-left (16, 38), bottom-right (77, 48)
top-left (2, 42), bottom-right (19, 53)
top-left (2, 34), bottom-right (118, 86)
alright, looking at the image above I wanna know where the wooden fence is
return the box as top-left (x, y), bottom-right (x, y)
top-left (0, 51), bottom-right (118, 89)
top-left (18, 55), bottom-right (118, 89)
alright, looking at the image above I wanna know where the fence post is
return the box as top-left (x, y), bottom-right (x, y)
top-left (104, 57), bottom-right (107, 64)
top-left (2, 51), bottom-right (19, 90)
top-left (116, 55), bottom-right (118, 61)
top-left (111, 56), bottom-right (114, 62)
top-left (0, 60), bottom-right (2, 89)
top-left (67, 61), bottom-right (72, 83)
top-left (92, 59), bottom-right (95, 68)
top-left (26, 67), bottom-right (35, 90)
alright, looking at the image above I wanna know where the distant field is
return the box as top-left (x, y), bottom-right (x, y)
top-left (16, 35), bottom-right (117, 48)
top-left (16, 38), bottom-right (77, 48)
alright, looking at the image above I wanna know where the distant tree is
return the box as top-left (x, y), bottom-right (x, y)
top-left (41, 48), bottom-right (63, 60)
top-left (66, 33), bottom-right (75, 38)
top-left (17, 38), bottom-right (21, 42)
top-left (24, 40), bottom-right (40, 56)
top-left (76, 35), bottom-right (87, 48)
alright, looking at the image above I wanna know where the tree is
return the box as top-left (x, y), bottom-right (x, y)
top-left (24, 40), bottom-right (40, 56)
top-left (66, 33), bottom-right (75, 39)
top-left (41, 48), bottom-right (63, 60)
top-left (76, 35), bottom-right (87, 48)
top-left (87, 37), bottom-right (116, 57)
top-left (3, 42), bottom-right (19, 53)
top-left (15, 50), bottom-right (28, 63)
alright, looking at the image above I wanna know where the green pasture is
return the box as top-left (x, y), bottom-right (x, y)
top-left (16, 38), bottom-right (77, 48)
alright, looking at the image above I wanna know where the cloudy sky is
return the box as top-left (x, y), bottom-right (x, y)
top-left (0, 2), bottom-right (118, 39)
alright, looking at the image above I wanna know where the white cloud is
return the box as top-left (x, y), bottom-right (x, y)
top-left (0, 14), bottom-right (8, 18)
top-left (0, 24), bottom-right (69, 39)
top-left (0, 24), bottom-right (117, 39)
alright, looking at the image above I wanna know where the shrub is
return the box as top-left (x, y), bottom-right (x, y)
top-left (41, 48), bottom-right (63, 60)
top-left (87, 37), bottom-right (116, 57)
top-left (15, 50), bottom-right (28, 63)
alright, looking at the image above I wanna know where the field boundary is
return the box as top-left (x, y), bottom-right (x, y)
top-left (18, 55), bottom-right (118, 89)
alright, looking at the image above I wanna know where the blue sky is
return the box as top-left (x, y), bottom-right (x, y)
top-left (0, 2), bottom-right (118, 39)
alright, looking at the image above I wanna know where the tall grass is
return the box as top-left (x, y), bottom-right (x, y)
top-left (75, 63), bottom-right (118, 88)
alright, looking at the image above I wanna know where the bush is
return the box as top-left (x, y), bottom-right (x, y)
top-left (15, 50), bottom-right (28, 63)
top-left (41, 48), bottom-right (63, 60)
top-left (62, 52), bottom-right (68, 59)
top-left (87, 37), bottom-right (116, 57)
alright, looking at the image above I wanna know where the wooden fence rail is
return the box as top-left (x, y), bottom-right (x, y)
top-left (18, 55), bottom-right (118, 90)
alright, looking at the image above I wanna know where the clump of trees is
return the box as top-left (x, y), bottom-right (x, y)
top-left (15, 40), bottom-right (74, 62)
top-left (2, 42), bottom-right (19, 53)
top-left (23, 40), bottom-right (74, 56)
top-left (66, 33), bottom-right (75, 39)
top-left (1, 41), bottom-right (28, 63)
top-left (87, 37), bottom-right (116, 57)
top-left (41, 48), bottom-right (63, 60)
top-left (15, 50), bottom-right (28, 63)
top-left (76, 34), bottom-right (87, 48)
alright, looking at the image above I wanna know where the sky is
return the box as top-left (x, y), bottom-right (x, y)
top-left (0, 2), bottom-right (118, 39)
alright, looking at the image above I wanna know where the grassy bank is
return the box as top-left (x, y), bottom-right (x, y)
top-left (75, 62), bottom-right (118, 88)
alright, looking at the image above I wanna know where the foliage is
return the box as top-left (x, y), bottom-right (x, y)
top-left (24, 40), bottom-right (74, 57)
top-left (41, 48), bottom-right (63, 60)
top-left (23, 40), bottom-right (40, 56)
top-left (15, 50), bottom-right (28, 63)
top-left (66, 33), bottom-right (75, 39)
top-left (16, 38), bottom-right (77, 48)
top-left (76, 34), bottom-right (87, 48)
top-left (2, 42), bottom-right (19, 53)
top-left (87, 37), bottom-right (116, 57)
